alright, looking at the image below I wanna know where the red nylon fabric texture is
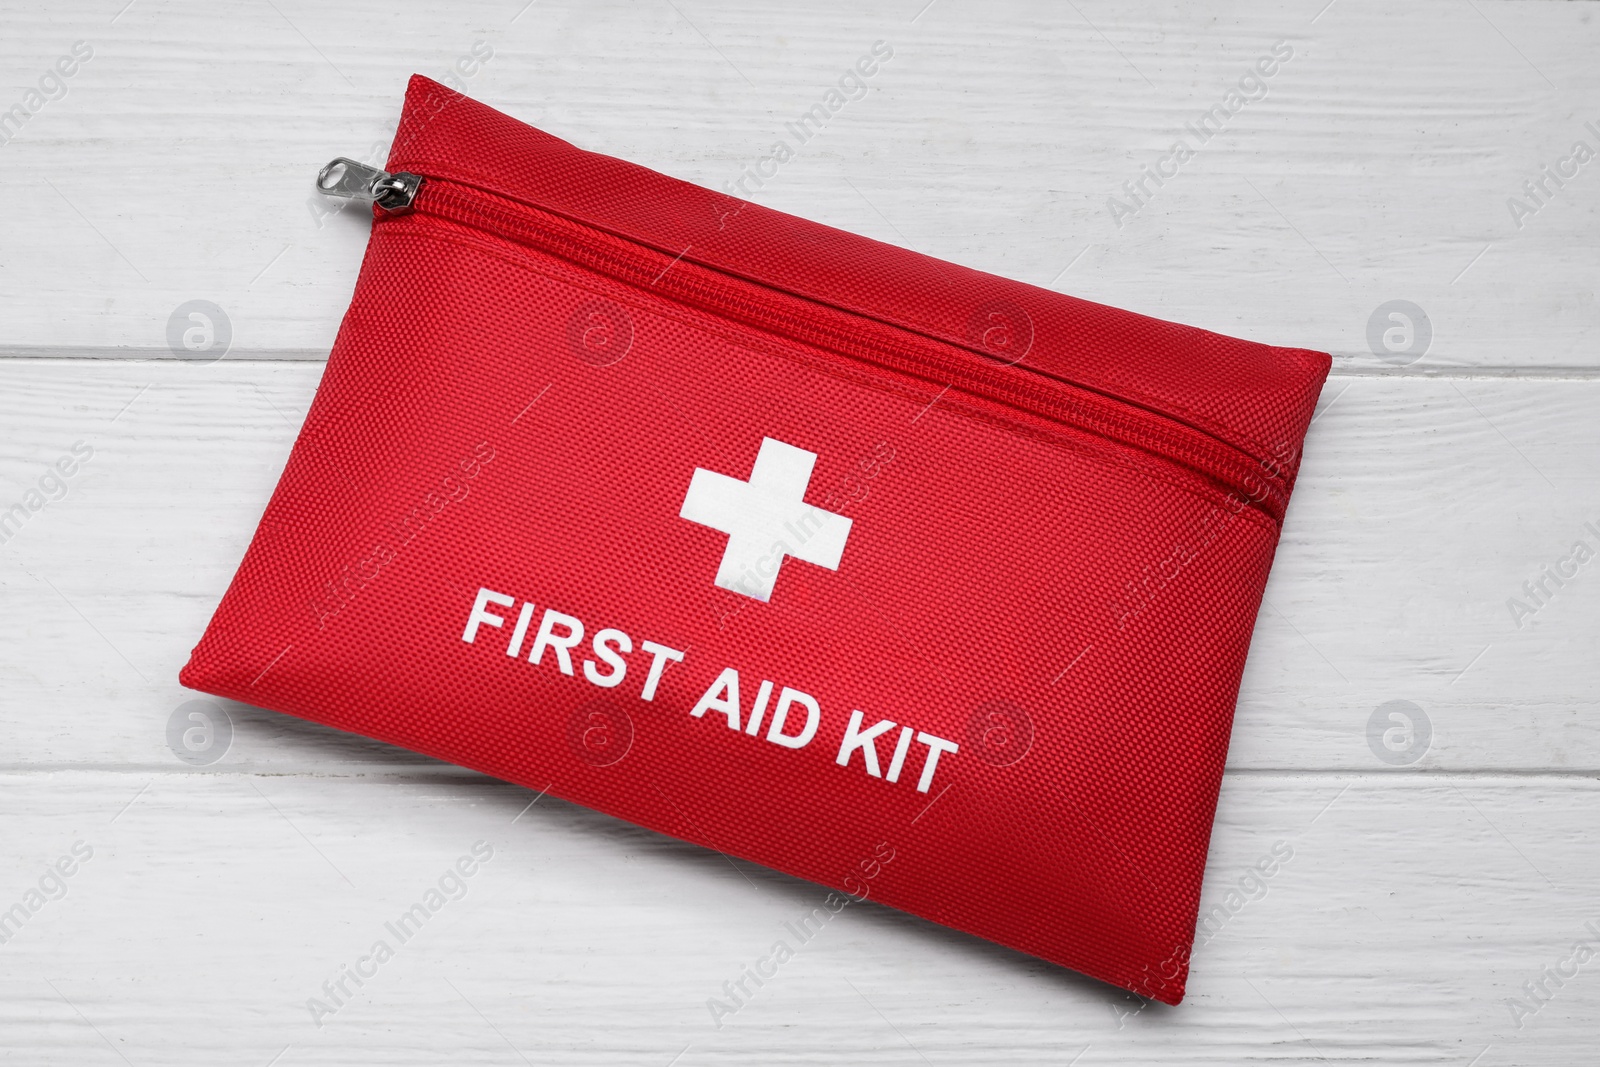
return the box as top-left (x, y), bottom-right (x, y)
top-left (181, 75), bottom-right (1331, 1005)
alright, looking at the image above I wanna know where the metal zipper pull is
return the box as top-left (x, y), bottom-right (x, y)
top-left (316, 158), bottom-right (422, 214)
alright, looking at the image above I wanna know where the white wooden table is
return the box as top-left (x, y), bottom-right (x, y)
top-left (2, 1), bottom-right (1596, 1062)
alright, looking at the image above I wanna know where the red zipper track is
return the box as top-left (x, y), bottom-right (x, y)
top-left (402, 178), bottom-right (1291, 525)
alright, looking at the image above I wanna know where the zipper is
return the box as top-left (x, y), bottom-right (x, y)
top-left (317, 160), bottom-right (1290, 523)
top-left (317, 158), bottom-right (423, 214)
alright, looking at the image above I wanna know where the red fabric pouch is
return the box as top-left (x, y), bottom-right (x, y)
top-left (182, 75), bottom-right (1329, 1003)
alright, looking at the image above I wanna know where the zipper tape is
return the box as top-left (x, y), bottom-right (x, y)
top-left (316, 160), bottom-right (1293, 524)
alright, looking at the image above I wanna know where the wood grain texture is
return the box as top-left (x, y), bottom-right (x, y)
top-left (0, 772), bottom-right (1594, 1065)
top-left (0, 0), bottom-right (1596, 366)
top-left (0, 0), bottom-right (1595, 1063)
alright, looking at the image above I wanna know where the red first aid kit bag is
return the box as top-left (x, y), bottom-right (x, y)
top-left (182, 75), bottom-right (1329, 1003)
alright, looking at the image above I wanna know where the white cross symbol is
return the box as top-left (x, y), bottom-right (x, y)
top-left (679, 437), bottom-right (853, 602)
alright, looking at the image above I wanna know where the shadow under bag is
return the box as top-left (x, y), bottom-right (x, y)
top-left (182, 75), bottom-right (1331, 1004)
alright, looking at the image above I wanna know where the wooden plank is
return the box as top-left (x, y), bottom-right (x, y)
top-left (0, 360), bottom-right (1595, 771)
top-left (0, 770), bottom-right (1592, 1063)
top-left (0, 0), bottom-right (1595, 366)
